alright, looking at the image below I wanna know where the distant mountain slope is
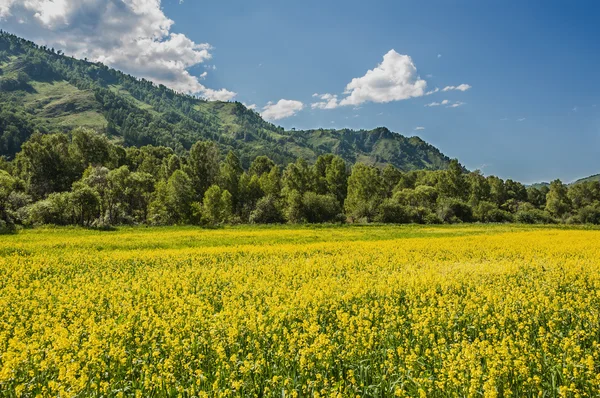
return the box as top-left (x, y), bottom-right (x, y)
top-left (0, 31), bottom-right (452, 170)
top-left (527, 174), bottom-right (599, 188)
top-left (572, 174), bottom-right (600, 185)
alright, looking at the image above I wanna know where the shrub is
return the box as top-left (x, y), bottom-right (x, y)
top-left (515, 209), bottom-right (555, 224)
top-left (27, 192), bottom-right (73, 226)
top-left (249, 195), bottom-right (283, 224)
top-left (375, 199), bottom-right (410, 223)
top-left (575, 205), bottom-right (600, 224)
top-left (302, 192), bottom-right (341, 223)
top-left (437, 198), bottom-right (473, 223)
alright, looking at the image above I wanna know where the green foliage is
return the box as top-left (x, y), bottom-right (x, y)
top-left (375, 199), bottom-right (411, 224)
top-left (301, 192), bottom-right (342, 223)
top-left (202, 185), bottom-right (232, 226)
top-left (436, 198), bottom-right (473, 223)
top-left (188, 140), bottom-right (220, 200)
top-left (345, 163), bottom-right (383, 222)
top-left (545, 179), bottom-right (572, 218)
top-left (249, 195), bottom-right (283, 224)
top-left (148, 170), bottom-right (194, 225)
top-left (515, 208), bottom-right (555, 224)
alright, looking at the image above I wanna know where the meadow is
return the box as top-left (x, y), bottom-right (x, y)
top-left (1, 224), bottom-right (600, 397)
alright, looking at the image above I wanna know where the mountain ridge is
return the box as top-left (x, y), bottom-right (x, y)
top-left (0, 30), bottom-right (452, 170)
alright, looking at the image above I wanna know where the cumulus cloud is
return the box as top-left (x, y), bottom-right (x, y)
top-left (0, 0), bottom-right (235, 100)
top-left (311, 93), bottom-right (339, 109)
top-left (447, 101), bottom-right (465, 108)
top-left (442, 84), bottom-right (471, 92)
top-left (243, 103), bottom-right (257, 111)
top-left (261, 99), bottom-right (304, 121)
top-left (338, 50), bottom-right (427, 106)
top-left (414, 126), bottom-right (426, 131)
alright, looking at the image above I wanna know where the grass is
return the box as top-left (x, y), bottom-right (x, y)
top-left (108, 85), bottom-right (160, 116)
top-left (23, 80), bottom-right (107, 129)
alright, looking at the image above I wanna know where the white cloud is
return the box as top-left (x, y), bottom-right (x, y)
top-left (425, 87), bottom-right (439, 95)
top-left (425, 99), bottom-right (464, 108)
top-left (442, 84), bottom-right (471, 92)
top-left (242, 103), bottom-right (257, 111)
top-left (437, 54), bottom-right (442, 58)
top-left (0, 0), bottom-right (235, 100)
top-left (261, 99), bottom-right (304, 121)
top-left (517, 117), bottom-right (526, 122)
top-left (199, 71), bottom-right (208, 79)
top-left (338, 50), bottom-right (427, 106)
top-left (414, 126), bottom-right (425, 131)
top-left (425, 99), bottom-right (449, 107)
top-left (311, 93), bottom-right (339, 109)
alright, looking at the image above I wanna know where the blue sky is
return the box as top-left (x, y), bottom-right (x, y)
top-left (1, 0), bottom-right (599, 183)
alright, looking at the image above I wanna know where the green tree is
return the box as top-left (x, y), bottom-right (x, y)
top-left (167, 170), bottom-right (194, 224)
top-left (325, 156), bottom-right (347, 205)
top-left (301, 192), bottom-right (341, 223)
top-left (283, 189), bottom-right (304, 224)
top-left (148, 170), bottom-right (194, 225)
top-left (259, 165), bottom-right (281, 198)
top-left (527, 187), bottom-right (547, 209)
top-left (187, 140), bottom-right (220, 200)
top-left (545, 179), bottom-right (571, 218)
top-left (0, 170), bottom-right (16, 232)
top-left (488, 176), bottom-right (507, 206)
top-left (219, 151), bottom-right (243, 210)
top-left (238, 172), bottom-right (263, 221)
top-left (505, 179), bottom-right (527, 202)
top-left (345, 163), bottom-right (383, 222)
top-left (437, 159), bottom-right (468, 200)
top-left (313, 154), bottom-right (334, 195)
top-left (70, 127), bottom-right (115, 169)
top-left (467, 171), bottom-right (491, 205)
top-left (16, 133), bottom-right (81, 198)
top-left (381, 164), bottom-right (402, 197)
top-left (202, 185), bottom-right (232, 225)
top-left (282, 158), bottom-right (312, 195)
top-left (249, 156), bottom-right (275, 177)
top-left (70, 181), bottom-right (101, 226)
top-left (249, 195), bottom-right (283, 224)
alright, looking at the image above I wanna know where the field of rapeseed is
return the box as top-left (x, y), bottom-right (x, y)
top-left (1, 224), bottom-right (600, 397)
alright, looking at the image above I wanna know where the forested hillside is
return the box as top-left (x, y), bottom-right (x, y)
top-left (573, 174), bottom-right (600, 185)
top-left (0, 31), bottom-right (451, 170)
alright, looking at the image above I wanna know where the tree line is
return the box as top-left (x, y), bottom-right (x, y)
top-left (0, 128), bottom-right (598, 232)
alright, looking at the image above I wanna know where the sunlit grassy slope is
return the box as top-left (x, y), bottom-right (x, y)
top-left (1, 224), bottom-right (600, 397)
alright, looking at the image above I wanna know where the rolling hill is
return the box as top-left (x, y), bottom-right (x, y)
top-left (572, 174), bottom-right (600, 185)
top-left (0, 30), bottom-right (452, 170)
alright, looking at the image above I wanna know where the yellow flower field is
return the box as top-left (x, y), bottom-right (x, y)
top-left (1, 225), bottom-right (600, 397)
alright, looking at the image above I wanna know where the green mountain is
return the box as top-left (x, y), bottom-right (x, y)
top-left (0, 31), bottom-right (452, 170)
top-left (572, 174), bottom-right (600, 185)
top-left (527, 174), bottom-right (599, 188)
